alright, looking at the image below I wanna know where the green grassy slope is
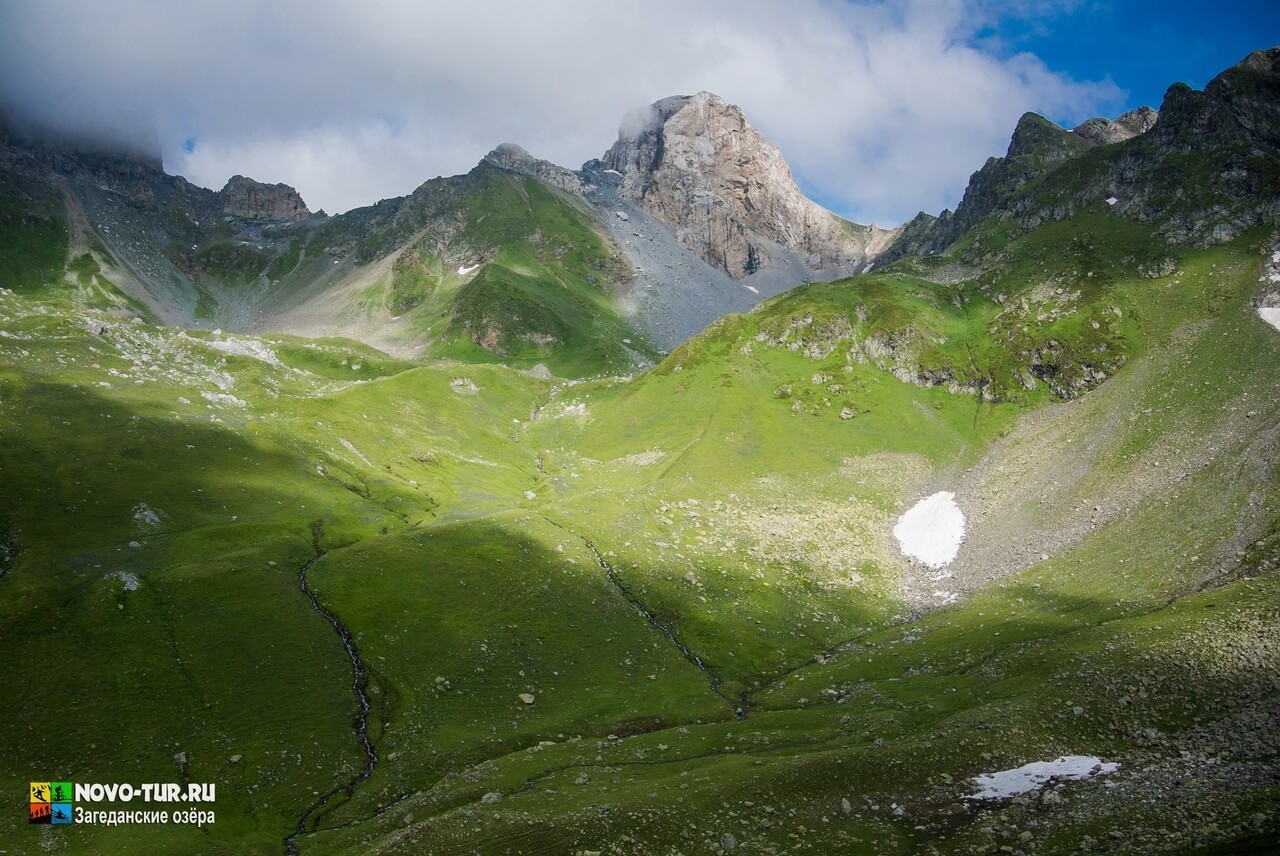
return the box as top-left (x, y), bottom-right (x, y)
top-left (0, 212), bottom-right (1277, 854)
top-left (387, 167), bottom-right (653, 377)
top-left (273, 165), bottom-right (653, 378)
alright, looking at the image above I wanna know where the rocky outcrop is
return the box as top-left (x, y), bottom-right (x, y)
top-left (1072, 106), bottom-right (1159, 146)
top-left (1116, 106), bottom-right (1160, 137)
top-left (219, 175), bottom-right (310, 222)
top-left (482, 143), bottom-right (586, 195)
top-left (600, 92), bottom-right (894, 278)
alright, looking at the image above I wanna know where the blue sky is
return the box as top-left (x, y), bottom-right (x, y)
top-left (1, 0), bottom-right (1277, 224)
top-left (985, 1), bottom-right (1280, 117)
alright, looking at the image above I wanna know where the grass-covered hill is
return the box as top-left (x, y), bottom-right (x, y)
top-left (269, 162), bottom-right (656, 377)
top-left (1, 187), bottom-right (1277, 853)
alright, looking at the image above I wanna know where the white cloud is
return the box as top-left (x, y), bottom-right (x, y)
top-left (0, 0), bottom-right (1122, 224)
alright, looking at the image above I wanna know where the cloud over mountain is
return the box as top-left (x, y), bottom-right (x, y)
top-left (0, 0), bottom-right (1121, 224)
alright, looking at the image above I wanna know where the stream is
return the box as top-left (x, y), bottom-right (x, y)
top-left (285, 553), bottom-right (379, 854)
top-left (579, 536), bottom-right (748, 719)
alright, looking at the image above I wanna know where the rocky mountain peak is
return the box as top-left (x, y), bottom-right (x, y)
top-left (601, 91), bottom-right (893, 279)
top-left (1202, 46), bottom-right (1280, 151)
top-left (1072, 106), bottom-right (1159, 146)
top-left (1234, 46), bottom-right (1280, 76)
top-left (1003, 113), bottom-right (1079, 160)
top-left (1116, 106), bottom-right (1159, 136)
top-left (218, 175), bottom-right (310, 222)
top-left (481, 143), bottom-right (585, 194)
top-left (884, 45), bottom-right (1280, 263)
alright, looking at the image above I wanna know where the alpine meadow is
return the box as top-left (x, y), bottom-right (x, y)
top-left (1, 19), bottom-right (1279, 856)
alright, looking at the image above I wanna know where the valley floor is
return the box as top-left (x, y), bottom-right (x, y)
top-left (1, 231), bottom-right (1279, 855)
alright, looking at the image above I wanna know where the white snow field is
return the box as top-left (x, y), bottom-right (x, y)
top-left (893, 491), bottom-right (965, 568)
top-left (967, 756), bottom-right (1120, 799)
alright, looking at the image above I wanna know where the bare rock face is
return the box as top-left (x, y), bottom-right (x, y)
top-left (219, 175), bottom-right (310, 222)
top-left (1115, 106), bottom-right (1159, 137)
top-left (1072, 106), bottom-right (1159, 146)
top-left (601, 92), bottom-right (894, 278)
top-left (483, 143), bottom-right (586, 195)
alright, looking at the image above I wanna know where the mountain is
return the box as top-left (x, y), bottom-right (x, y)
top-left (886, 47), bottom-right (1280, 263)
top-left (0, 92), bottom-right (901, 368)
top-left (598, 91), bottom-right (895, 279)
top-left (1, 48), bottom-right (1280, 856)
top-left (0, 121), bottom-right (657, 376)
top-left (480, 93), bottom-right (902, 350)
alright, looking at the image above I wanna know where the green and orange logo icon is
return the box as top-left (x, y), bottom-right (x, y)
top-left (29, 781), bottom-right (73, 824)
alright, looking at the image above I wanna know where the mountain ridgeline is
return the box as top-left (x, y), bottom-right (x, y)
top-left (1, 47), bottom-right (1280, 856)
top-left (2, 49), bottom-right (1278, 379)
top-left (887, 48), bottom-right (1280, 262)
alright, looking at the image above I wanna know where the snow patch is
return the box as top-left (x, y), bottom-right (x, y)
top-left (457, 264), bottom-right (480, 275)
top-left (1258, 307), bottom-right (1280, 333)
top-left (893, 491), bottom-right (965, 568)
top-left (967, 756), bottom-right (1119, 800)
top-left (1106, 196), bottom-right (1119, 206)
top-left (744, 285), bottom-right (759, 294)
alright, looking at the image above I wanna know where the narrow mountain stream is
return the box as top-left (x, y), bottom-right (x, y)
top-left (285, 545), bottom-right (379, 854)
top-left (577, 534), bottom-right (748, 720)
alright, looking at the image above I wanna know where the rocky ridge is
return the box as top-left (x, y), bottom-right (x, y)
top-left (885, 48), bottom-right (1280, 263)
top-left (482, 143), bottom-right (587, 196)
top-left (1071, 106), bottom-right (1159, 146)
top-left (218, 175), bottom-right (311, 222)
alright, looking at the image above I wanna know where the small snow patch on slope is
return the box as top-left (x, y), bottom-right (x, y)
top-left (967, 756), bottom-right (1119, 799)
top-left (1258, 307), bottom-right (1280, 333)
top-left (893, 491), bottom-right (965, 568)
top-left (458, 264), bottom-right (480, 275)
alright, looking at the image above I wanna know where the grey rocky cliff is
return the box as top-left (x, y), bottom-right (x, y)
top-left (600, 92), bottom-right (895, 279)
top-left (482, 143), bottom-right (587, 195)
top-left (219, 175), bottom-right (311, 222)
